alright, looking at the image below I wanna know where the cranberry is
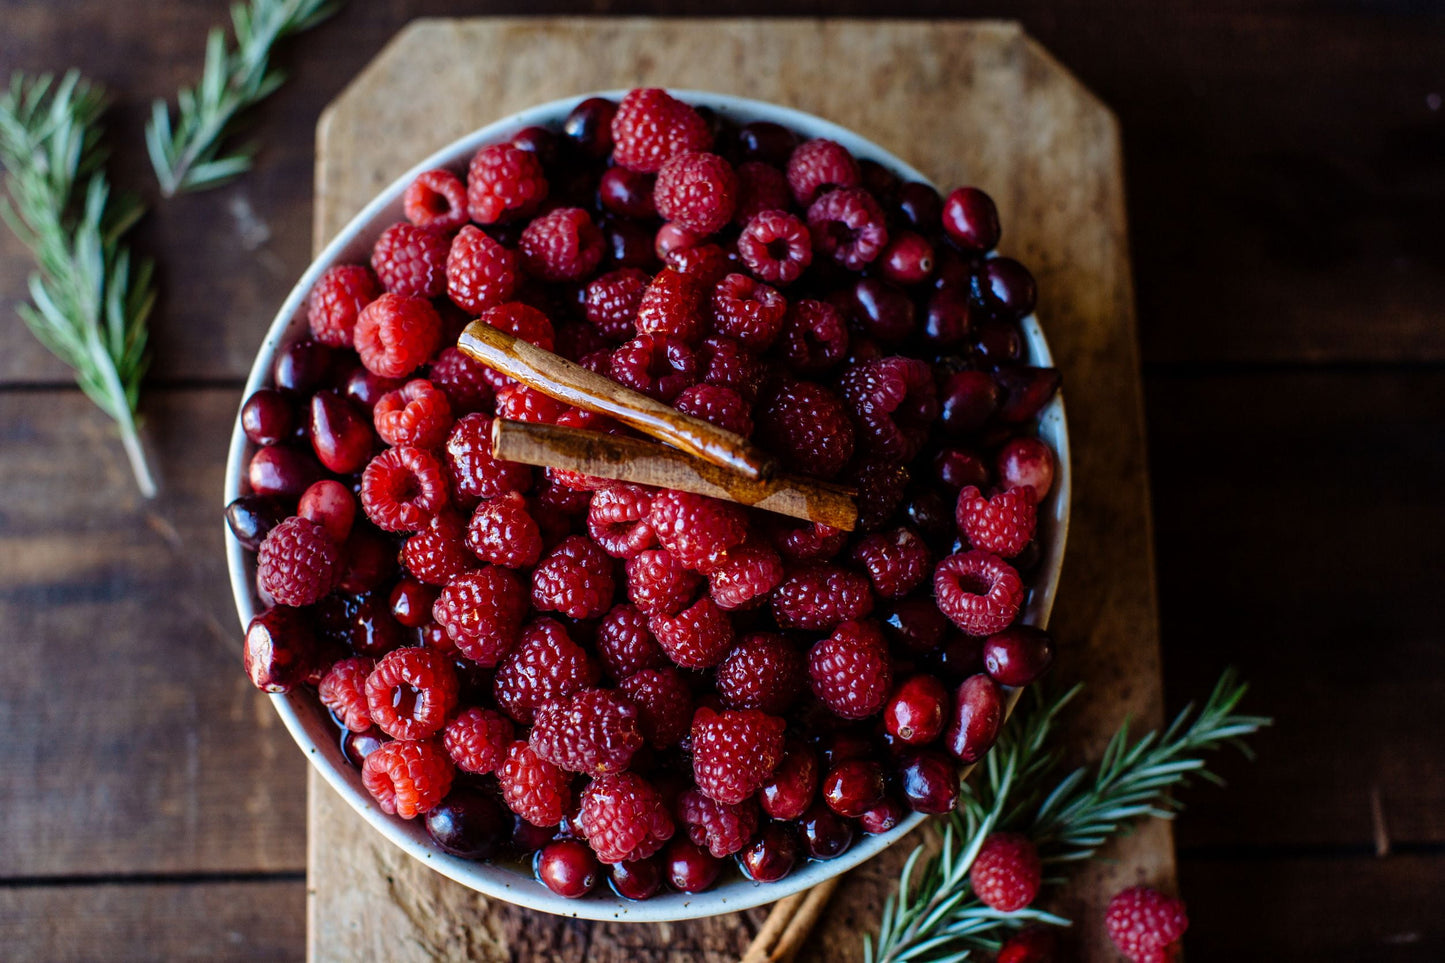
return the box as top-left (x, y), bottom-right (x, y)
top-left (822, 759), bottom-right (886, 817)
top-left (298, 479), bottom-right (356, 544)
top-left (945, 673), bottom-right (1004, 763)
top-left (979, 257), bottom-right (1037, 319)
top-left (895, 181), bottom-right (942, 233)
top-left (563, 97), bottom-right (618, 159)
top-left (739, 824), bottom-right (800, 883)
top-left (798, 802), bottom-right (855, 859)
top-left (884, 675), bottom-right (950, 745)
top-left (939, 370), bottom-right (1002, 437)
top-left (903, 490), bottom-right (955, 549)
top-left (536, 839), bottom-right (600, 898)
top-left (851, 277), bottom-right (915, 343)
top-left (760, 740), bottom-right (820, 820)
top-left (599, 166), bottom-right (657, 219)
top-left (510, 125), bottom-right (562, 169)
top-left (817, 730), bottom-right (874, 769)
top-left (882, 598), bottom-right (948, 653)
top-left (932, 632), bottom-right (985, 682)
top-left (604, 218), bottom-right (658, 270)
top-left (654, 222), bottom-right (701, 260)
top-left (425, 787), bottom-right (509, 860)
top-left (997, 437), bottom-right (1056, 498)
top-left (273, 339), bottom-right (333, 394)
top-left (942, 187), bottom-right (1001, 253)
top-left (340, 728), bottom-right (384, 767)
top-left (736, 121), bottom-right (797, 166)
top-left (510, 814), bottom-right (555, 855)
top-left (858, 796), bottom-right (907, 834)
top-left (973, 319), bottom-right (1024, 363)
top-left (983, 626), bottom-right (1055, 687)
top-left (923, 287), bottom-right (973, 347)
top-left (244, 606), bottom-right (315, 692)
top-left (242, 389), bottom-right (296, 446)
top-left (900, 750), bottom-right (961, 814)
top-left (993, 367), bottom-right (1062, 424)
top-left (225, 494), bottom-right (285, 550)
top-left (664, 839), bottom-right (722, 893)
top-left (247, 445), bottom-right (323, 499)
top-left (859, 159), bottom-right (901, 203)
top-left (341, 365), bottom-right (404, 411)
top-left (308, 391), bottom-right (374, 474)
top-left (389, 577), bottom-right (439, 628)
top-left (879, 231), bottom-right (935, 285)
top-left (346, 592), bottom-right (406, 657)
top-left (610, 857), bottom-right (663, 900)
top-left (336, 524), bottom-right (397, 594)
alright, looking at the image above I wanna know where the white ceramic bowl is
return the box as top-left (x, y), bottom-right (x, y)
top-left (225, 90), bottom-right (1070, 922)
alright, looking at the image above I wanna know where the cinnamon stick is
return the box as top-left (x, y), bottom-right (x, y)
top-left (491, 419), bottom-right (857, 531)
top-left (740, 878), bottom-right (842, 963)
top-left (459, 320), bottom-right (777, 481)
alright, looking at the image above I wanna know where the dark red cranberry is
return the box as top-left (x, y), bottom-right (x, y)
top-left (923, 287), bottom-right (973, 347)
top-left (903, 490), bottom-right (955, 549)
top-left (309, 391), bottom-right (374, 474)
top-left (736, 121), bottom-right (797, 166)
top-left (340, 728), bottom-right (385, 767)
top-left (934, 447), bottom-right (992, 491)
top-left (225, 494), bottom-right (286, 550)
top-left (879, 231), bottom-right (935, 285)
top-left (598, 165), bottom-right (657, 219)
top-left (510, 814), bottom-right (555, 855)
top-left (739, 824), bottom-right (800, 882)
top-left (347, 592), bottom-right (406, 657)
top-left (247, 445), bottom-right (323, 499)
top-left (389, 577), bottom-right (439, 628)
top-left (974, 319), bottom-right (1024, 363)
top-left (654, 222), bottom-right (700, 260)
top-left (983, 626), bottom-right (1055, 687)
top-left (932, 632), bottom-right (985, 682)
top-left (341, 365), bottom-right (404, 411)
top-left (884, 675), bottom-right (950, 745)
top-left (664, 839), bottom-right (722, 893)
top-left (425, 787), bottom-right (510, 860)
top-left (979, 257), bottom-right (1037, 319)
top-left (798, 802), bottom-right (855, 859)
top-left (945, 673), bottom-right (1005, 763)
top-left (858, 796), bottom-right (907, 834)
top-left (336, 524), bottom-right (398, 594)
top-left (895, 181), bottom-right (942, 233)
top-left (993, 367), bottom-right (1062, 424)
top-left (242, 389), bottom-right (296, 446)
top-left (273, 339), bottom-right (333, 394)
top-left (859, 159), bottom-right (901, 203)
top-left (610, 857), bottom-right (663, 900)
top-left (942, 187), bottom-right (1001, 253)
top-left (900, 749), bottom-right (961, 814)
top-left (939, 370), bottom-right (1002, 437)
top-left (851, 277), bottom-right (915, 343)
top-left (604, 218), bottom-right (658, 270)
top-left (817, 730), bottom-right (874, 769)
top-left (563, 97), bottom-right (618, 159)
top-left (298, 479), bottom-right (356, 544)
top-left (996, 437), bottom-right (1056, 499)
top-left (536, 839), bottom-right (600, 898)
top-left (510, 125), bottom-right (562, 169)
top-left (760, 740), bottom-right (820, 820)
top-left (244, 605), bottom-right (315, 692)
top-left (822, 759), bottom-right (887, 817)
top-left (882, 597), bottom-right (949, 653)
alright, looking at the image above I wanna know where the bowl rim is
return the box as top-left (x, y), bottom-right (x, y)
top-left (224, 88), bottom-right (1071, 922)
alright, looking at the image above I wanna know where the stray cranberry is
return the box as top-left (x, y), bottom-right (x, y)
top-left (389, 577), bottom-right (439, 628)
top-left (858, 796), bottom-right (907, 834)
top-left (881, 598), bottom-right (948, 653)
top-left (664, 839), bottom-right (722, 893)
top-left (247, 445), bottom-right (323, 499)
top-left (242, 389), bottom-right (295, 446)
top-left (879, 231), bottom-right (935, 285)
top-left (979, 257), bottom-right (1037, 319)
top-left (939, 370), bottom-right (1002, 437)
top-left (308, 391), bottom-right (374, 474)
top-left (736, 122), bottom-right (797, 167)
top-left (942, 188), bottom-right (1001, 253)
top-left (923, 287), bottom-right (973, 347)
top-left (996, 437), bottom-right (1056, 498)
top-left (599, 166), bottom-right (657, 219)
top-left (610, 857), bottom-right (663, 900)
top-left (851, 277), bottom-right (915, 343)
top-left (983, 626), bottom-right (1055, 687)
top-left (895, 181), bottom-right (942, 233)
top-left (536, 839), bottom-right (600, 898)
top-left (900, 750), bottom-right (961, 814)
top-left (739, 824), bottom-right (800, 882)
top-left (822, 759), bottom-right (887, 817)
top-left (426, 787), bottom-right (510, 860)
top-left (273, 339), bottom-right (333, 394)
top-left (945, 673), bottom-right (1005, 763)
top-left (934, 448), bottom-right (992, 491)
top-left (225, 494), bottom-right (285, 550)
top-left (564, 97), bottom-right (618, 159)
top-left (798, 802), bottom-right (855, 859)
top-left (884, 675), bottom-right (950, 745)
top-left (299, 479), bottom-right (356, 544)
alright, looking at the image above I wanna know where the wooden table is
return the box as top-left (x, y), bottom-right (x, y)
top-left (1, 4), bottom-right (1443, 961)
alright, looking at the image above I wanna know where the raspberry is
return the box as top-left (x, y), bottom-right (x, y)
top-left (619, 667), bottom-right (693, 748)
top-left (535, 471), bottom-right (596, 518)
top-left (786, 138), bottom-right (861, 206)
top-left (956, 485), bottom-right (1038, 558)
top-left (364, 646), bottom-right (460, 740)
top-left (519, 207), bottom-right (604, 282)
top-left (531, 688), bottom-right (644, 774)
top-left (579, 772), bottom-right (675, 864)
top-left (1105, 886), bottom-right (1189, 963)
top-left (648, 595), bottom-right (734, 669)
top-left (317, 656), bottom-right (376, 732)
top-left (492, 618), bottom-right (600, 722)
top-left (732, 161), bottom-right (792, 225)
top-left (934, 551), bottom-right (1025, 636)
top-left (649, 490), bottom-right (749, 574)
top-left (808, 620), bottom-right (893, 719)
top-left (465, 491), bottom-right (543, 567)
top-left (771, 563), bottom-right (874, 631)
top-left (710, 273), bottom-right (787, 351)
top-left (609, 334), bottom-right (698, 402)
top-left (852, 527), bottom-right (931, 599)
top-left (777, 298), bottom-right (848, 374)
top-left (596, 603), bottom-right (665, 678)
top-left (442, 705), bottom-right (514, 774)
top-left (737, 210), bottom-right (812, 285)
top-left (755, 380), bottom-right (855, 480)
top-left (531, 535), bottom-right (616, 620)
top-left (586, 484), bottom-right (658, 558)
top-left (444, 413), bottom-right (533, 503)
top-left (996, 928), bottom-right (1060, 963)
top-left (679, 789), bottom-right (758, 858)
top-left (847, 457), bottom-right (911, 532)
top-left (432, 565), bottom-right (527, 666)
top-left (495, 383), bottom-right (568, 425)
top-left (769, 519), bottom-right (848, 563)
top-left (697, 335), bottom-right (766, 404)
top-left (839, 357), bottom-right (939, 461)
top-left (467, 143), bottom-right (548, 224)
top-left (307, 264), bottom-right (380, 348)
top-left (706, 540), bottom-right (783, 611)
top-left (373, 379), bottom-right (453, 449)
top-left (362, 739), bottom-right (454, 819)
top-left (402, 509), bottom-right (476, 585)
top-left (584, 268), bottom-right (650, 342)
top-left (690, 707), bottom-right (786, 805)
top-left (428, 347), bottom-right (495, 415)
top-left (498, 741), bottom-right (572, 826)
top-left (371, 222), bottom-right (448, 298)
top-left (403, 168), bottom-right (468, 232)
top-left (654, 152), bottom-right (737, 235)
top-left (635, 268), bottom-right (709, 345)
top-left (446, 225), bottom-right (520, 313)
top-left (611, 88), bottom-right (712, 173)
top-left (674, 383), bottom-right (752, 438)
top-left (663, 243), bottom-right (734, 286)
top-left (360, 446), bottom-right (449, 533)
top-left (626, 548), bottom-right (703, 617)
top-left (715, 633), bottom-right (804, 713)
top-left (808, 188), bottom-right (889, 270)
top-left (257, 516), bottom-right (339, 606)
top-left (969, 832), bottom-right (1043, 912)
top-left (759, 740), bottom-right (819, 820)
top-left (353, 293), bottom-right (442, 379)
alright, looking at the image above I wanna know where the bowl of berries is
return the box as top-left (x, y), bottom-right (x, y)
top-left (225, 88), bottom-right (1068, 920)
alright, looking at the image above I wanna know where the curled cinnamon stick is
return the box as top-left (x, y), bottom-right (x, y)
top-left (491, 419), bottom-right (857, 531)
top-left (459, 320), bottom-right (777, 481)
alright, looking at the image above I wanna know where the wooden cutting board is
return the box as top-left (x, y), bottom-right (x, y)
top-left (307, 18), bottom-right (1170, 961)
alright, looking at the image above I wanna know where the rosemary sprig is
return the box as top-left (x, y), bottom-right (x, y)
top-left (146, 0), bottom-right (342, 196)
top-left (0, 71), bottom-right (157, 496)
top-left (866, 670), bottom-right (1269, 963)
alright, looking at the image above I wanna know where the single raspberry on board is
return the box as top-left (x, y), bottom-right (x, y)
top-left (649, 490), bottom-right (749, 573)
top-left (635, 268), bottom-right (709, 345)
top-left (596, 603), bottom-right (665, 678)
top-left (364, 646), bottom-right (460, 741)
top-left (1105, 886), bottom-right (1190, 963)
top-left (611, 88), bottom-right (712, 173)
top-left (531, 535), bottom-right (616, 620)
top-left (710, 272), bottom-right (787, 351)
top-left (969, 832), bottom-right (1043, 912)
top-left (444, 413), bottom-right (533, 503)
top-left (934, 550), bottom-right (1025, 636)
top-left (257, 516), bottom-right (339, 607)
top-left (371, 222), bottom-right (448, 298)
top-left (609, 334), bottom-right (699, 402)
top-left (737, 209), bottom-right (813, 285)
top-left (317, 656), bottom-right (376, 732)
top-left (679, 789), bottom-right (759, 858)
top-left (432, 565), bottom-right (527, 666)
top-left (851, 527), bottom-right (931, 599)
top-left (353, 292), bottom-right (442, 379)
top-left (649, 596), bottom-right (734, 669)
top-left (584, 268), bottom-right (651, 342)
top-left (519, 206), bottom-right (604, 282)
top-left (786, 138), bottom-right (861, 206)
top-left (839, 357), bottom-right (939, 462)
top-left (446, 225), bottom-right (520, 314)
top-left (579, 771), bottom-right (675, 864)
top-left (373, 378), bottom-right (453, 450)
top-left (808, 188), bottom-right (889, 271)
top-left (715, 633), bottom-right (804, 714)
top-left (690, 707), bottom-right (786, 805)
top-left (807, 620), bottom-right (893, 719)
top-left (619, 666), bottom-right (694, 748)
top-left (492, 618), bottom-right (600, 723)
top-left (654, 151), bottom-right (737, 235)
top-left (956, 484), bottom-right (1038, 559)
top-left (402, 509), bottom-right (477, 586)
top-left (674, 383), bottom-right (752, 438)
top-left (771, 563), bottom-right (875, 631)
top-left (755, 380), bottom-right (855, 480)
top-left (360, 446), bottom-right (449, 533)
top-left (362, 739), bottom-right (454, 819)
top-left (706, 540), bottom-right (783, 611)
top-left (626, 548), bottom-right (703, 618)
top-left (403, 168), bottom-right (469, 232)
top-left (442, 705), bottom-right (514, 774)
top-left (465, 491), bottom-right (543, 568)
top-left (531, 687), bottom-right (644, 775)
top-left (467, 143), bottom-right (548, 224)
top-left (497, 740), bottom-right (572, 827)
top-left (307, 264), bottom-right (380, 348)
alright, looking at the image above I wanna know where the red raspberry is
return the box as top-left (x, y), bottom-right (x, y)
top-left (432, 565), bottom-right (527, 666)
top-left (635, 268), bottom-right (709, 345)
top-left (956, 484), bottom-right (1038, 558)
top-left (706, 540), bottom-right (783, 611)
top-left (531, 688), bottom-right (644, 774)
top-left (808, 620), bottom-right (893, 719)
top-left (498, 740), bottom-right (572, 827)
top-left (626, 548), bottom-right (703, 617)
top-left (307, 264), bottom-right (380, 348)
top-left (715, 633), bottom-right (804, 713)
top-left (586, 484), bottom-right (658, 558)
top-left (996, 928), bottom-right (1060, 963)
top-left (465, 491), bottom-right (543, 567)
top-left (777, 298), bottom-right (848, 374)
top-left (846, 456), bottom-right (911, 534)
top-left (373, 378), bottom-right (453, 449)
top-left (786, 138), bottom-right (861, 206)
top-left (403, 168), bottom-right (468, 232)
top-left (690, 707), bottom-right (786, 805)
top-left (759, 739), bottom-right (819, 820)
top-left (257, 516), bottom-right (339, 606)
top-left (535, 470), bottom-right (596, 518)
top-left (737, 210), bottom-right (812, 285)
top-left (353, 293), bottom-right (442, 379)
top-left (364, 646), bottom-right (459, 740)
top-left (768, 519), bottom-right (848, 563)
top-left (531, 535), bottom-right (616, 620)
top-left (771, 563), bottom-right (875, 631)
top-left (495, 383), bottom-right (568, 425)
top-left (619, 667), bottom-right (693, 748)
top-left (654, 151), bottom-right (737, 236)
top-left (609, 334), bottom-right (698, 402)
top-left (1105, 886), bottom-right (1190, 963)
top-left (520, 207), bottom-right (604, 282)
top-left (442, 706), bottom-right (514, 774)
top-left (697, 335), bottom-right (766, 404)
top-left (808, 188), bottom-right (889, 271)
top-left (492, 618), bottom-right (601, 722)
top-left (674, 383), bottom-right (752, 438)
top-left (934, 551), bottom-right (1024, 636)
top-left (663, 242), bottom-right (734, 286)
top-left (839, 357), bottom-right (939, 461)
top-left (755, 380), bottom-right (855, 480)
top-left (710, 273), bottom-right (787, 351)
top-left (402, 509), bottom-right (476, 585)
top-left (852, 527), bottom-right (931, 599)
top-left (317, 656), bottom-right (375, 732)
top-left (611, 88), bottom-right (712, 173)
top-left (732, 161), bottom-right (791, 225)
top-left (360, 447), bottom-right (449, 532)
top-left (649, 596), bottom-right (734, 669)
top-left (579, 772), bottom-right (675, 864)
top-left (596, 603), bottom-right (665, 678)
top-left (649, 490), bottom-right (749, 573)
top-left (428, 347), bottom-right (494, 415)
top-left (444, 413), bottom-right (533, 503)
top-left (371, 222), bottom-right (448, 298)
top-left (467, 143), bottom-right (548, 224)
top-left (362, 738), bottom-right (454, 819)
top-left (445, 225), bottom-right (519, 313)
top-left (584, 268), bottom-right (650, 342)
top-left (968, 832), bottom-right (1043, 912)
top-left (679, 789), bottom-right (758, 858)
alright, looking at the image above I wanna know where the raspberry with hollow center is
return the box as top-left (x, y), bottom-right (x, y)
top-left (654, 151), bottom-right (738, 235)
top-left (307, 264), bottom-right (380, 348)
top-left (519, 206), bottom-right (604, 282)
top-left (428, 347), bottom-right (495, 415)
top-left (257, 516), bottom-right (339, 607)
top-left (626, 548), bottom-right (703, 617)
top-left (498, 740), bottom-right (572, 827)
top-left (839, 356), bottom-right (940, 461)
top-left (467, 143), bottom-right (548, 224)
top-left (495, 383), bottom-right (568, 425)
top-left (808, 620), bottom-right (893, 719)
top-left (771, 563), bottom-right (875, 631)
top-left (373, 379), bottom-right (453, 450)
top-left (403, 168), bottom-right (468, 232)
top-left (465, 491), bottom-right (543, 568)
top-left (755, 380), bottom-right (855, 480)
top-left (706, 540), bottom-right (783, 611)
top-left (732, 161), bottom-right (792, 226)
top-left (443, 705), bottom-right (514, 774)
top-left (934, 550), bottom-right (1025, 636)
top-left (353, 293), bottom-right (442, 380)
top-left (691, 706), bottom-right (786, 805)
top-left (1105, 886), bottom-right (1190, 963)
top-left (432, 564), bottom-right (527, 667)
top-left (611, 88), bottom-right (712, 173)
top-left (674, 383), bottom-right (752, 438)
top-left (318, 656), bottom-right (376, 732)
top-left (635, 268), bottom-right (709, 345)
top-left (363, 739), bottom-right (454, 819)
top-left (786, 138), bottom-right (862, 206)
top-left (371, 222), bottom-right (448, 298)
top-left (584, 268), bottom-right (650, 342)
top-left (679, 789), bottom-right (759, 858)
top-left (364, 645), bottom-right (460, 741)
top-left (446, 225), bottom-right (519, 314)
top-left (769, 519), bottom-right (848, 563)
top-left (402, 509), bottom-right (477, 586)
top-left (777, 298), bottom-right (848, 375)
top-left (852, 526), bottom-right (932, 599)
top-left (970, 832), bottom-right (1043, 912)
top-left (609, 334), bottom-right (699, 402)
top-left (619, 666), bottom-right (693, 748)
top-left (649, 490), bottom-right (749, 573)
top-left (579, 771), bottom-right (675, 864)
top-left (649, 596), bottom-right (734, 669)
top-left (737, 210), bottom-right (813, 285)
top-left (710, 272), bottom-right (787, 351)
top-left (492, 617), bottom-right (600, 723)
top-left (531, 535), bottom-right (616, 620)
top-left (587, 484), bottom-right (658, 558)
top-left (808, 188), bottom-right (889, 271)
top-left (360, 446), bottom-right (449, 533)
top-left (715, 633), bottom-right (804, 713)
top-left (444, 413), bottom-right (533, 503)
top-left (956, 484), bottom-right (1038, 559)
top-left (530, 687), bottom-right (644, 774)
top-left (596, 603), bottom-right (665, 678)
